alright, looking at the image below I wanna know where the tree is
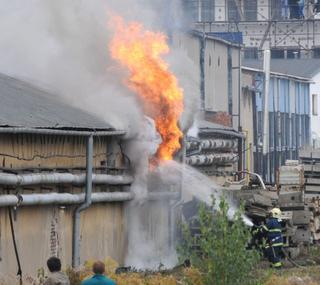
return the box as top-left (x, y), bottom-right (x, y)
top-left (178, 196), bottom-right (261, 285)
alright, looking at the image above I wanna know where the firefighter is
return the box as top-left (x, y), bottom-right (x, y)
top-left (261, 208), bottom-right (284, 268)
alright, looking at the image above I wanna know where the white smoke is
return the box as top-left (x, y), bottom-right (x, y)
top-left (0, 0), bottom-right (198, 136)
top-left (0, 0), bottom-right (200, 269)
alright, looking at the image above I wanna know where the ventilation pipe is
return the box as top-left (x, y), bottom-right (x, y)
top-left (72, 135), bottom-right (93, 268)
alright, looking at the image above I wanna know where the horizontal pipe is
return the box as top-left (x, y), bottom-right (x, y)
top-left (0, 172), bottom-right (133, 186)
top-left (0, 127), bottom-right (125, 137)
top-left (186, 139), bottom-right (237, 151)
top-left (186, 153), bottom-right (238, 166)
top-left (0, 192), bottom-right (134, 207)
top-left (200, 139), bottom-right (237, 150)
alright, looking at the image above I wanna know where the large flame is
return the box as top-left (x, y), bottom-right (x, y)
top-left (109, 16), bottom-right (183, 161)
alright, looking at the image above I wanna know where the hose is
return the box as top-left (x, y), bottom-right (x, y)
top-left (8, 207), bottom-right (22, 284)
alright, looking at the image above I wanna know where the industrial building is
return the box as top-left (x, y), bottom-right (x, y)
top-left (242, 59), bottom-right (313, 183)
top-left (183, 0), bottom-right (320, 59)
top-left (0, 74), bottom-right (133, 277)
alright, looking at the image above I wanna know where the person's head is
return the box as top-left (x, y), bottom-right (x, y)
top-left (47, 257), bottom-right (61, 273)
top-left (92, 261), bottom-right (105, 275)
top-left (269, 208), bottom-right (282, 219)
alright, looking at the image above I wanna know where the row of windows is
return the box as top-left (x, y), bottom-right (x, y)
top-left (183, 0), bottom-right (319, 22)
top-left (244, 47), bottom-right (320, 59)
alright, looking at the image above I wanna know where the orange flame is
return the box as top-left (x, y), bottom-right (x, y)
top-left (109, 16), bottom-right (183, 161)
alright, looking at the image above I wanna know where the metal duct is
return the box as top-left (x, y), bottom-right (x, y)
top-left (0, 172), bottom-right (133, 186)
top-left (0, 192), bottom-right (134, 207)
top-left (200, 139), bottom-right (237, 150)
top-left (186, 153), bottom-right (238, 166)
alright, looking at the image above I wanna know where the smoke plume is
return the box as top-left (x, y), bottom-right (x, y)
top-left (0, 0), bottom-right (200, 269)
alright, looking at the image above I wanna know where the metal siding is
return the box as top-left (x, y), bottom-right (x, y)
top-left (205, 40), bottom-right (229, 112)
top-left (269, 78), bottom-right (275, 112)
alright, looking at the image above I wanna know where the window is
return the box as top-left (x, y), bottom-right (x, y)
top-left (244, 48), bottom-right (258, 59)
top-left (312, 94), bottom-right (318, 116)
top-left (183, 0), bottom-right (214, 22)
top-left (313, 48), bottom-right (320, 58)
top-left (271, 49), bottom-right (285, 59)
top-left (244, 0), bottom-right (257, 21)
top-left (228, 0), bottom-right (241, 21)
top-left (287, 49), bottom-right (300, 59)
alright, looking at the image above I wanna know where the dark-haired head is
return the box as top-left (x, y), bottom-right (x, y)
top-left (47, 257), bottom-right (61, 272)
top-left (92, 261), bottom-right (105, 275)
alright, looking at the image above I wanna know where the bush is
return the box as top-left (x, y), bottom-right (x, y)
top-left (178, 196), bottom-right (261, 285)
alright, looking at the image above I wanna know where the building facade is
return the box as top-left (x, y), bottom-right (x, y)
top-left (173, 31), bottom-right (243, 182)
top-left (242, 60), bottom-right (311, 182)
top-left (0, 74), bottom-right (132, 278)
top-left (183, 0), bottom-right (320, 59)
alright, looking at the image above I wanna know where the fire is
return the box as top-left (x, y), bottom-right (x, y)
top-left (109, 16), bottom-right (183, 161)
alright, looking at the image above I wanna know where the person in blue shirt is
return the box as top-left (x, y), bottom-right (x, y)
top-left (81, 261), bottom-right (116, 285)
top-left (261, 208), bottom-right (284, 268)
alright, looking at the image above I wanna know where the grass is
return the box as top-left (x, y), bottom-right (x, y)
top-left (1, 257), bottom-right (320, 285)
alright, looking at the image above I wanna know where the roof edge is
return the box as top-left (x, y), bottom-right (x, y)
top-left (242, 66), bottom-right (312, 82)
top-left (0, 127), bottom-right (126, 137)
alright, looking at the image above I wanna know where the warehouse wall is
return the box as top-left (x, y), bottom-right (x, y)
top-left (0, 133), bottom-right (129, 278)
top-left (0, 203), bottom-right (126, 277)
top-left (0, 134), bottom-right (113, 169)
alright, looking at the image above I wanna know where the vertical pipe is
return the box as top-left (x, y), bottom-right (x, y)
top-left (200, 33), bottom-right (206, 110)
top-left (263, 49), bottom-right (270, 155)
top-left (198, 0), bottom-right (202, 22)
top-left (227, 46), bottom-right (233, 119)
top-left (72, 135), bottom-right (93, 268)
top-left (237, 33), bottom-right (242, 173)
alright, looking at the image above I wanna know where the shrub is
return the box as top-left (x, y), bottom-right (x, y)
top-left (178, 196), bottom-right (261, 285)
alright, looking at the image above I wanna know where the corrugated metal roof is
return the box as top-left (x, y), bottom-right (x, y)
top-left (0, 73), bottom-right (115, 131)
top-left (243, 59), bottom-right (320, 79)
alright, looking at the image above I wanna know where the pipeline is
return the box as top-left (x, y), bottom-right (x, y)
top-left (186, 153), bottom-right (238, 166)
top-left (0, 192), bottom-right (134, 207)
top-left (186, 139), bottom-right (237, 151)
top-left (0, 172), bottom-right (133, 186)
top-left (200, 139), bottom-right (237, 150)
